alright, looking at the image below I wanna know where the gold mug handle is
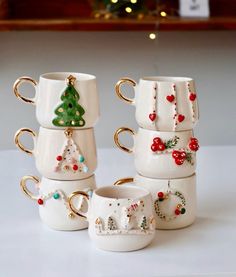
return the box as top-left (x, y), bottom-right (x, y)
top-left (14, 128), bottom-right (36, 155)
top-left (13, 76), bottom-right (37, 105)
top-left (114, 127), bottom-right (135, 153)
top-left (113, 178), bottom-right (134, 186)
top-left (68, 191), bottom-right (89, 219)
top-left (115, 78), bottom-right (136, 105)
top-left (20, 175), bottom-right (40, 201)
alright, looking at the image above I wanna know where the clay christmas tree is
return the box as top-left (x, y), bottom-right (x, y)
top-left (52, 75), bottom-right (86, 127)
top-left (107, 216), bottom-right (117, 231)
top-left (140, 216), bottom-right (148, 230)
top-left (54, 128), bottom-right (88, 174)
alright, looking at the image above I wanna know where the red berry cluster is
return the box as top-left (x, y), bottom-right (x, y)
top-left (175, 206), bottom-right (186, 216)
top-left (189, 137), bottom-right (199, 152)
top-left (151, 137), bottom-right (166, 152)
top-left (172, 150), bottom-right (187, 165)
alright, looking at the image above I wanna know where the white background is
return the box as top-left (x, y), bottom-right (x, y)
top-left (1, 31), bottom-right (236, 149)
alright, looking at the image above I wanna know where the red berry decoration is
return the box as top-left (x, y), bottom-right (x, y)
top-left (189, 142), bottom-right (199, 151)
top-left (153, 137), bottom-right (162, 144)
top-left (158, 192), bottom-right (164, 198)
top-left (172, 150), bottom-right (180, 159)
top-left (73, 164), bottom-right (78, 171)
top-left (175, 209), bottom-right (180, 215)
top-left (178, 114), bottom-right (185, 123)
top-left (149, 113), bottom-right (157, 122)
top-left (38, 198), bottom-right (44, 205)
top-left (157, 143), bottom-right (166, 151)
top-left (166, 94), bottom-right (175, 103)
top-left (190, 137), bottom-right (198, 144)
top-left (189, 93), bottom-right (197, 101)
top-left (175, 158), bottom-right (184, 165)
top-left (151, 143), bottom-right (159, 152)
top-left (56, 155), bottom-right (62, 161)
top-left (180, 151), bottom-right (187, 159)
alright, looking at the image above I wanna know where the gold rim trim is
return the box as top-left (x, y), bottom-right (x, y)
top-left (14, 128), bottom-right (36, 155)
top-left (20, 175), bottom-right (40, 201)
top-left (68, 191), bottom-right (89, 219)
top-left (13, 76), bottom-right (37, 104)
top-left (114, 127), bottom-right (135, 153)
top-left (113, 178), bottom-right (134, 186)
top-left (115, 78), bottom-right (136, 105)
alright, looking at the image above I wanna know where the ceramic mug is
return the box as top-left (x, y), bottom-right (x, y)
top-left (115, 76), bottom-right (199, 131)
top-left (14, 72), bottom-right (99, 129)
top-left (114, 174), bottom-right (196, 230)
top-left (15, 127), bottom-right (97, 180)
top-left (114, 127), bottom-right (199, 179)
top-left (68, 185), bottom-right (155, 252)
top-left (20, 174), bottom-right (96, 230)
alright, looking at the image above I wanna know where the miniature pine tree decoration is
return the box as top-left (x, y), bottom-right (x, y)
top-left (107, 216), bottom-right (117, 231)
top-left (52, 75), bottom-right (86, 127)
top-left (140, 216), bottom-right (148, 230)
top-left (54, 128), bottom-right (88, 173)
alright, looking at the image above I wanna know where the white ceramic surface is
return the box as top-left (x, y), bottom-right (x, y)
top-left (115, 76), bottom-right (199, 131)
top-left (134, 174), bottom-right (196, 230)
top-left (14, 72), bottom-right (99, 129)
top-left (69, 186), bottom-right (155, 252)
top-left (15, 127), bottom-right (97, 180)
top-left (20, 175), bottom-right (96, 231)
top-left (114, 127), bottom-right (198, 179)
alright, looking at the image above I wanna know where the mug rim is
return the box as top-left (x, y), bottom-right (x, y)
top-left (138, 126), bottom-right (194, 135)
top-left (94, 185), bottom-right (150, 200)
top-left (136, 172), bottom-right (196, 181)
top-left (40, 72), bottom-right (96, 82)
top-left (39, 126), bottom-right (94, 132)
top-left (41, 174), bottom-right (95, 183)
top-left (140, 76), bottom-right (193, 82)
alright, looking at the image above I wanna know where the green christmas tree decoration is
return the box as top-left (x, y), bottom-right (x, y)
top-left (140, 216), bottom-right (148, 230)
top-left (52, 75), bottom-right (86, 127)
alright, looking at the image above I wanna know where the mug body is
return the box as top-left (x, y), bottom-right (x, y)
top-left (135, 77), bottom-right (199, 131)
top-left (35, 72), bottom-right (99, 129)
top-left (135, 174), bottom-right (196, 229)
top-left (134, 128), bottom-right (197, 179)
top-left (34, 127), bottom-right (97, 180)
top-left (88, 186), bottom-right (155, 251)
top-left (23, 175), bottom-right (96, 230)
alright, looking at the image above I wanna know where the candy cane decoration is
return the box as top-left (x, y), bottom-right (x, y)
top-left (173, 84), bottom-right (178, 131)
top-left (187, 82), bottom-right (197, 124)
top-left (148, 82), bottom-right (157, 127)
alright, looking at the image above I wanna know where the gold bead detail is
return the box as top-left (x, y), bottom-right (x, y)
top-left (68, 212), bottom-right (75, 219)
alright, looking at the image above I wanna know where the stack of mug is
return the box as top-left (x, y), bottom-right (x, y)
top-left (14, 72), bottom-right (99, 231)
top-left (114, 76), bottom-right (199, 229)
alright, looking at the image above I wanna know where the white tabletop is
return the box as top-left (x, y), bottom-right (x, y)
top-left (0, 147), bottom-right (236, 277)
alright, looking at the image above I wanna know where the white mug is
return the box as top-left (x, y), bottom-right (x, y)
top-left (15, 127), bottom-right (97, 180)
top-left (68, 185), bottom-right (155, 252)
top-left (20, 174), bottom-right (96, 230)
top-left (114, 174), bottom-right (196, 230)
top-left (114, 127), bottom-right (199, 179)
top-left (14, 72), bottom-right (99, 129)
top-left (115, 76), bottom-right (199, 131)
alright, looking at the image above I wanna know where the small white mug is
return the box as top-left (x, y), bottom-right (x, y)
top-left (20, 174), bottom-right (96, 230)
top-left (114, 127), bottom-right (199, 179)
top-left (115, 76), bottom-right (199, 131)
top-left (15, 127), bottom-right (97, 180)
top-left (14, 72), bottom-right (99, 129)
top-left (114, 174), bottom-right (196, 230)
top-left (68, 185), bottom-right (155, 252)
